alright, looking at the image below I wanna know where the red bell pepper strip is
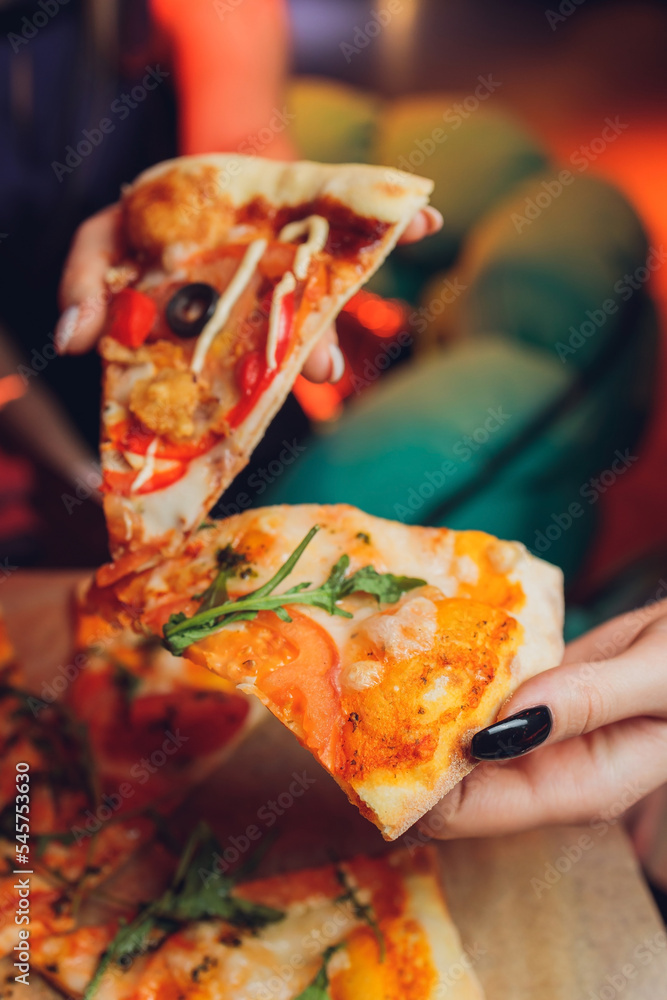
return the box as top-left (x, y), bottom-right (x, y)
top-left (108, 289), bottom-right (158, 348)
top-left (108, 418), bottom-right (217, 461)
top-left (101, 461), bottom-right (188, 497)
top-left (227, 286), bottom-right (295, 429)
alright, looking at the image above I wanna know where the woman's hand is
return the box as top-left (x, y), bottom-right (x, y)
top-left (421, 598), bottom-right (667, 839)
top-left (55, 203), bottom-right (443, 383)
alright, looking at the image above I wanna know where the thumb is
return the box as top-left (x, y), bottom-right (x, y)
top-left (56, 204), bottom-right (121, 354)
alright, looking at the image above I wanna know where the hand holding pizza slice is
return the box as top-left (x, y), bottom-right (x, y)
top-left (100, 503), bottom-right (564, 841)
top-left (67, 155), bottom-right (435, 579)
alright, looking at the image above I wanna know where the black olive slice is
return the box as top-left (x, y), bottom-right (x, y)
top-left (166, 283), bottom-right (219, 338)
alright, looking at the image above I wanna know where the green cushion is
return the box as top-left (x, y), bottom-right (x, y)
top-left (454, 173), bottom-right (650, 368)
top-left (286, 77), bottom-right (382, 165)
top-left (264, 310), bottom-right (656, 584)
top-left (373, 95), bottom-right (548, 267)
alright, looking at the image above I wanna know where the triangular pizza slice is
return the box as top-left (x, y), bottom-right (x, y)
top-left (98, 155), bottom-right (432, 581)
top-left (100, 504), bottom-right (564, 840)
top-left (38, 841), bottom-right (483, 1000)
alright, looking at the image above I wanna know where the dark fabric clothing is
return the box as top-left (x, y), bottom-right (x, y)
top-left (0, 0), bottom-right (177, 446)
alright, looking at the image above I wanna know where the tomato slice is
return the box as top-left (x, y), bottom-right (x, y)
top-left (253, 610), bottom-right (342, 772)
top-left (108, 418), bottom-right (217, 461)
top-left (101, 461), bottom-right (187, 497)
top-left (108, 289), bottom-right (157, 348)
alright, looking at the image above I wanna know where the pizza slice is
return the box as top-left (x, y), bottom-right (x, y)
top-left (0, 660), bottom-right (159, 960)
top-left (102, 503), bottom-right (563, 840)
top-left (98, 155), bottom-right (432, 581)
top-left (61, 824), bottom-right (483, 1000)
top-left (67, 590), bottom-right (262, 811)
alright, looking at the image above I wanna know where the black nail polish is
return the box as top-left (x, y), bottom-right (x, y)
top-left (471, 706), bottom-right (552, 760)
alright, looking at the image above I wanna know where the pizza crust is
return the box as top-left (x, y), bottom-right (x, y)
top-left (123, 154), bottom-right (434, 258)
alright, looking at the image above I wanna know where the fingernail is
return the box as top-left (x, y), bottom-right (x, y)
top-left (423, 206), bottom-right (444, 233)
top-left (328, 343), bottom-right (346, 384)
top-left (55, 305), bottom-right (80, 354)
top-left (471, 706), bottom-right (552, 760)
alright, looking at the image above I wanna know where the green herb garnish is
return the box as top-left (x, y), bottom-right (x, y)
top-left (84, 822), bottom-right (284, 999)
top-left (335, 867), bottom-right (385, 960)
top-left (163, 526), bottom-right (425, 656)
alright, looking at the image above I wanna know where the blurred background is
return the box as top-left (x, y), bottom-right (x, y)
top-left (1, 0), bottom-right (667, 639)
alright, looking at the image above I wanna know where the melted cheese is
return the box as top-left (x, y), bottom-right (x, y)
top-left (190, 238), bottom-right (268, 374)
top-left (278, 214), bottom-right (330, 279)
top-left (360, 595), bottom-right (439, 660)
top-left (266, 270), bottom-right (296, 369)
top-left (130, 437), bottom-right (158, 493)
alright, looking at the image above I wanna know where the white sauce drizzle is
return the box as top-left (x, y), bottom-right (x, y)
top-left (278, 215), bottom-right (330, 280)
top-left (266, 270), bottom-right (296, 370)
top-left (130, 437), bottom-right (159, 493)
top-left (190, 238), bottom-right (268, 374)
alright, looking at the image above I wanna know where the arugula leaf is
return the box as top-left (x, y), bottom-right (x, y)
top-left (111, 661), bottom-right (142, 705)
top-left (84, 823), bottom-right (284, 999)
top-left (158, 824), bottom-right (283, 928)
top-left (163, 526), bottom-right (426, 656)
top-left (198, 546), bottom-right (249, 611)
top-left (335, 868), bottom-right (385, 961)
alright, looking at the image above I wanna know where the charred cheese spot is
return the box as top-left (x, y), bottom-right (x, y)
top-left (128, 369), bottom-right (201, 441)
top-left (338, 599), bottom-right (521, 780)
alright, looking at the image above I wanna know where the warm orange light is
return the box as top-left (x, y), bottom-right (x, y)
top-left (0, 375), bottom-right (25, 410)
top-left (344, 290), bottom-right (406, 338)
top-left (293, 375), bottom-right (344, 423)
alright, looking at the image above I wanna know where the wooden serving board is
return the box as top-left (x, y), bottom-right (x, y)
top-left (4, 571), bottom-right (667, 999)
